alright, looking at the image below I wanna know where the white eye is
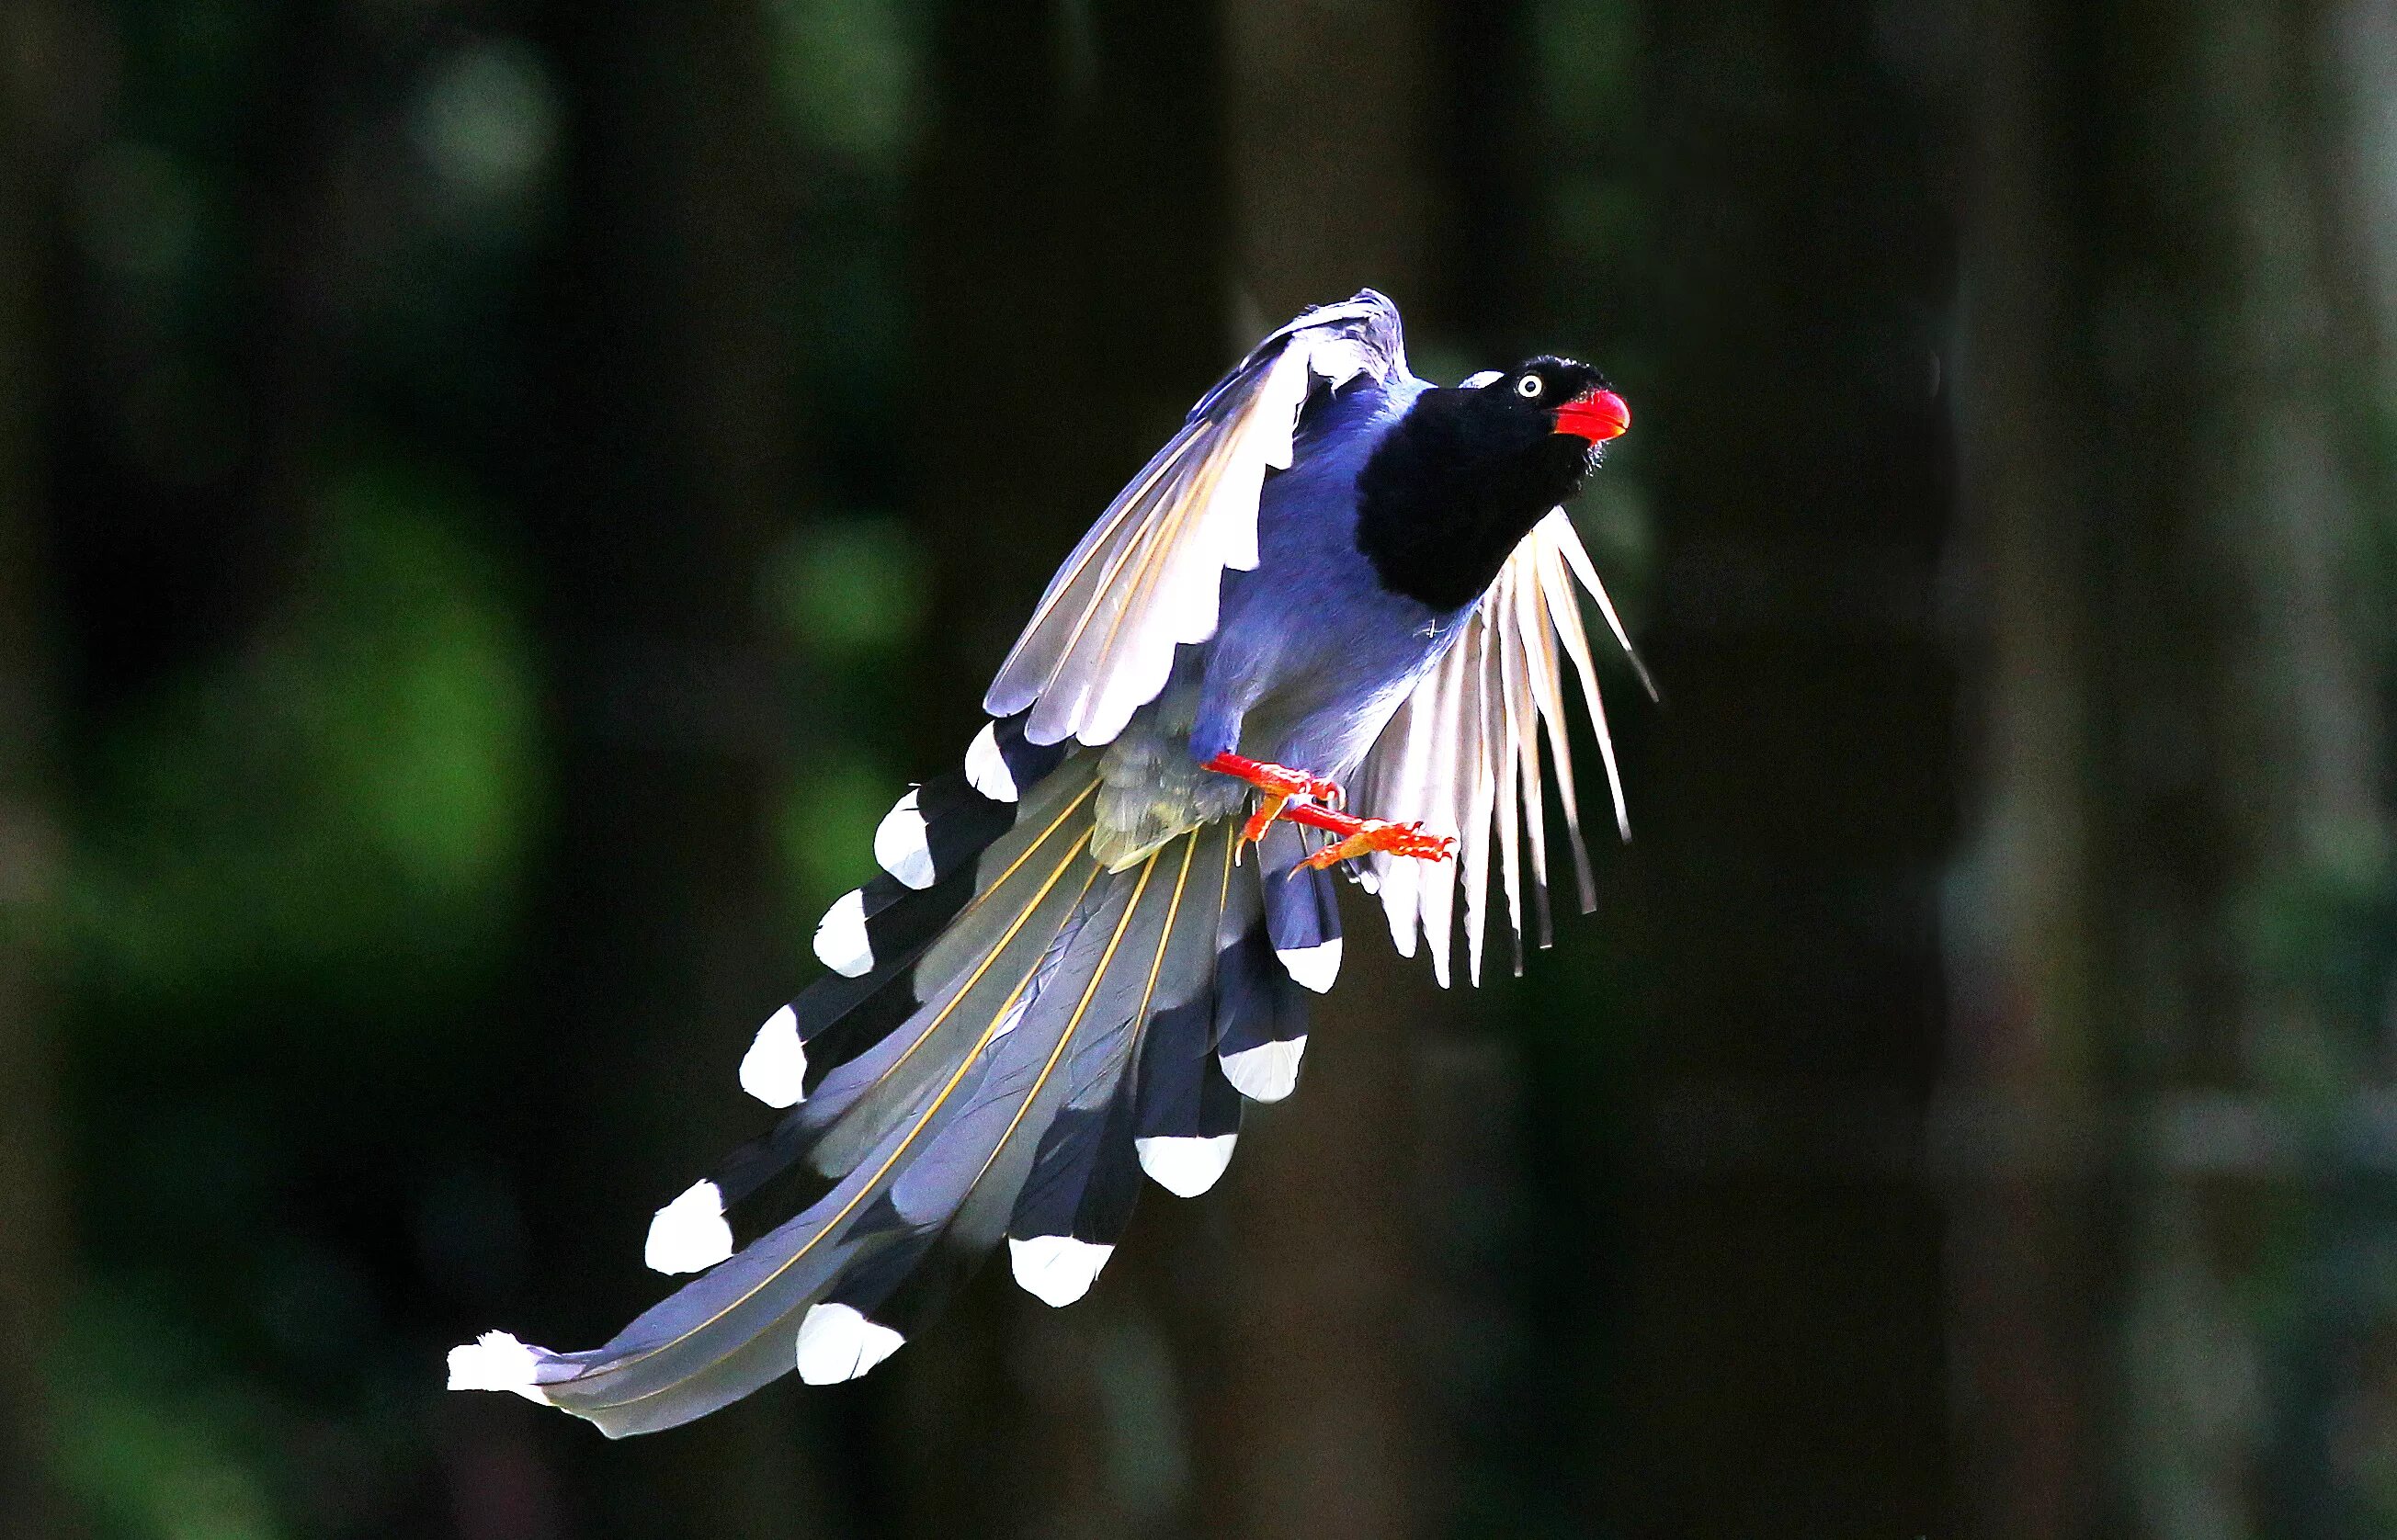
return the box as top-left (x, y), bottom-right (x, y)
top-left (1515, 375), bottom-right (1543, 400)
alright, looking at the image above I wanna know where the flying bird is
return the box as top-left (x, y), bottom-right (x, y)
top-left (448, 290), bottom-right (1645, 1435)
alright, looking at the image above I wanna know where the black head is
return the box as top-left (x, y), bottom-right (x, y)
top-left (1457, 356), bottom-right (1629, 482)
top-left (1352, 357), bottom-right (1630, 611)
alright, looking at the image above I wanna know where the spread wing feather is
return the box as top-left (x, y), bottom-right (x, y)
top-left (1348, 508), bottom-right (1649, 986)
top-left (983, 290), bottom-right (1410, 748)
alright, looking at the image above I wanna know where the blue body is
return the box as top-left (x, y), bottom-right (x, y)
top-left (1185, 372), bottom-right (1466, 778)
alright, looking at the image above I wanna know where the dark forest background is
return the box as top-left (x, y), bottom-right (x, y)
top-left (5, 0), bottom-right (2397, 1536)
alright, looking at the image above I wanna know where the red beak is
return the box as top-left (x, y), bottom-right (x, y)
top-left (1554, 388), bottom-right (1630, 444)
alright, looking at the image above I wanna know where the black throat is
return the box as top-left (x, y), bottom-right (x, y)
top-left (1352, 389), bottom-right (1596, 612)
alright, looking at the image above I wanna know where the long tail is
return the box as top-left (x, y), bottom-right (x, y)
top-left (448, 718), bottom-right (1339, 1437)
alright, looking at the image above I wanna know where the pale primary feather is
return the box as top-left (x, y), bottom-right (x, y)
top-left (984, 296), bottom-right (1405, 750)
top-left (1354, 508), bottom-right (1640, 984)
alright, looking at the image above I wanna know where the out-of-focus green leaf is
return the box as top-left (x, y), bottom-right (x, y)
top-left (1532, 0), bottom-right (1639, 142)
top-left (778, 753), bottom-right (892, 915)
top-left (764, 0), bottom-right (924, 172)
top-left (67, 454), bottom-right (541, 1030)
top-left (410, 38), bottom-right (561, 217)
top-left (765, 514), bottom-right (926, 655)
top-left (51, 1287), bottom-right (283, 1540)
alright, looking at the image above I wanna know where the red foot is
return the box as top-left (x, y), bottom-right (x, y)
top-left (1283, 804), bottom-right (1456, 869)
top-left (1199, 752), bottom-right (1453, 867)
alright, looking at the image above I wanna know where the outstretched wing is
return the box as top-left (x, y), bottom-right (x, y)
top-left (984, 290), bottom-right (1411, 749)
top-left (1346, 509), bottom-right (1653, 987)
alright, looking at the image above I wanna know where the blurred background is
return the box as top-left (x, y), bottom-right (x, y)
top-left (2, 0), bottom-right (2394, 1535)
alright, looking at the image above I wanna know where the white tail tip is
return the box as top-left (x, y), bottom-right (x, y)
top-left (965, 722), bottom-right (1018, 802)
top-left (873, 788), bottom-right (937, 889)
top-left (1276, 937), bottom-right (1342, 993)
top-left (1135, 1134), bottom-right (1237, 1197)
top-left (446, 1331), bottom-right (552, 1403)
top-left (795, 1303), bottom-right (904, 1385)
top-left (738, 1004), bottom-right (808, 1107)
top-left (644, 1180), bottom-right (734, 1274)
top-left (1221, 1036), bottom-right (1306, 1103)
top-left (812, 889), bottom-right (873, 977)
top-left (1007, 1235), bottom-right (1114, 1308)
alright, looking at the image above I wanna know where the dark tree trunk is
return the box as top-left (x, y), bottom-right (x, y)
top-left (48, 0), bottom-right (381, 708)
top-left (0, 6), bottom-right (76, 1533)
top-left (496, 4), bottom-right (824, 1536)
top-left (1946, 2), bottom-right (2397, 1535)
top-left (1204, 5), bottom-right (1447, 1537)
top-left (897, 4), bottom-right (1228, 1536)
top-left (1595, 3), bottom-right (1960, 1534)
top-left (1941, 6), bottom-right (2109, 1532)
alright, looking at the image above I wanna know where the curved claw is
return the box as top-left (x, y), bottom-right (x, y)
top-left (1240, 792), bottom-right (1291, 846)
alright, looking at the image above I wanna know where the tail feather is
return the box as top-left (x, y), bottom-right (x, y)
top-left (917, 827), bottom-right (1217, 1272)
top-left (1214, 925), bottom-right (1312, 1105)
top-left (507, 854), bottom-right (1109, 1434)
top-left (1128, 829), bottom-right (1246, 1196)
top-left (661, 788), bottom-right (1097, 1263)
top-left (881, 860), bottom-right (1132, 1234)
top-left (1005, 822), bottom-right (1233, 1301)
top-left (741, 715), bottom-right (1074, 1108)
top-left (1006, 1095), bottom-right (1142, 1305)
top-left (1258, 821), bottom-right (1342, 993)
top-left (458, 732), bottom-right (1379, 1436)
top-left (1130, 993), bottom-right (1244, 1197)
top-left (796, 815), bottom-right (1102, 1180)
top-left (672, 745), bottom-right (1103, 1240)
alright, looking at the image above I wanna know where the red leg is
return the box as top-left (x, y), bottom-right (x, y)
top-left (1199, 752), bottom-right (1453, 866)
top-left (1201, 752), bottom-right (1341, 805)
top-left (1202, 751), bottom-right (1344, 845)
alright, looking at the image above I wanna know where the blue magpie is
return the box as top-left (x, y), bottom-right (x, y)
top-left (449, 291), bottom-right (1643, 1435)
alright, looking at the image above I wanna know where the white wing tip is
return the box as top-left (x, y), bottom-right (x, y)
top-left (738, 1004), bottom-right (808, 1107)
top-left (446, 1331), bottom-right (553, 1402)
top-left (1275, 937), bottom-right (1342, 993)
top-left (795, 1303), bottom-right (904, 1385)
top-left (965, 722), bottom-right (1017, 802)
top-left (1136, 1134), bottom-right (1237, 1197)
top-left (644, 1180), bottom-right (734, 1274)
top-left (1007, 1235), bottom-right (1114, 1308)
top-left (812, 889), bottom-right (873, 977)
top-left (1221, 1037), bottom-right (1306, 1103)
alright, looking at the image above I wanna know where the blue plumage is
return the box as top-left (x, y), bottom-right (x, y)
top-left (1192, 370), bottom-right (1453, 777)
top-left (446, 291), bottom-right (1637, 1434)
